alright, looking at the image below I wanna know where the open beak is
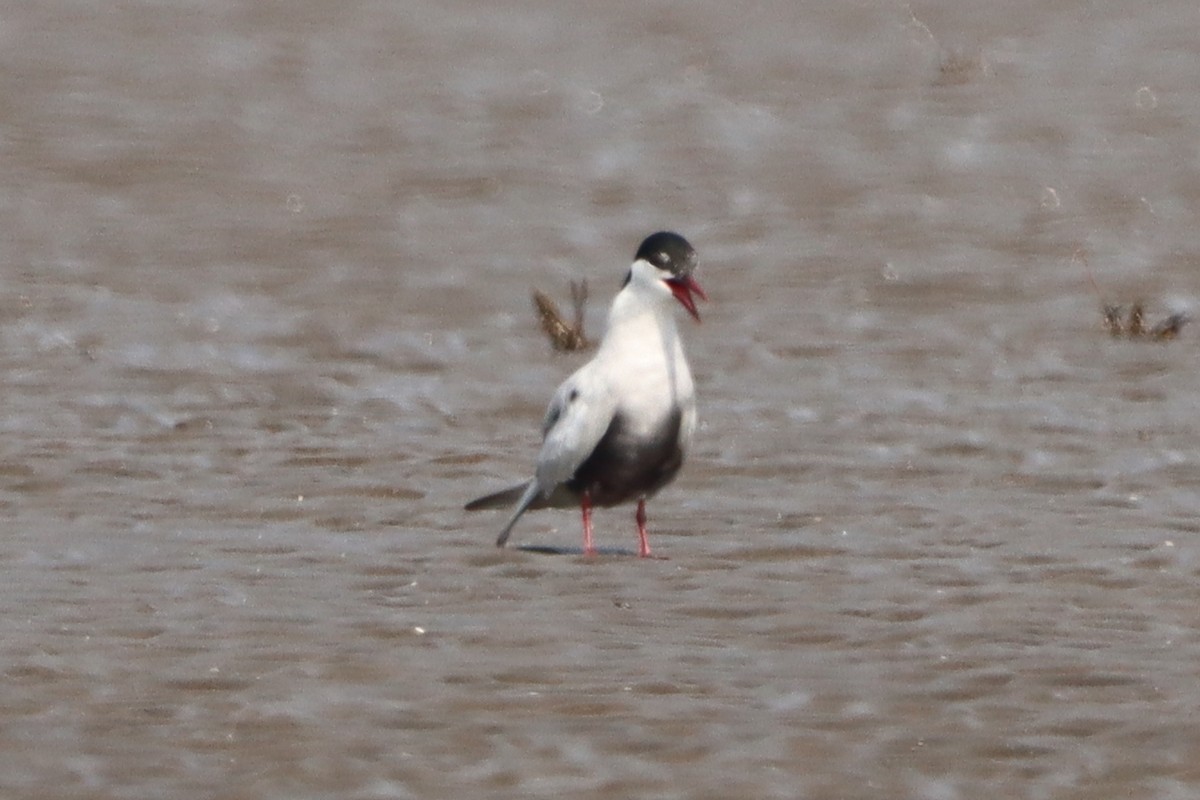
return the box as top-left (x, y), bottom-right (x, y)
top-left (666, 275), bottom-right (708, 323)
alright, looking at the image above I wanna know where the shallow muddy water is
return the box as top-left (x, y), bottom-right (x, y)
top-left (3, 2), bottom-right (1200, 798)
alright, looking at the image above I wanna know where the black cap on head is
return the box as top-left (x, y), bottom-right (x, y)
top-left (634, 231), bottom-right (697, 278)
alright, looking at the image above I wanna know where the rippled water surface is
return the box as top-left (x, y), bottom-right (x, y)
top-left (4, 2), bottom-right (1200, 798)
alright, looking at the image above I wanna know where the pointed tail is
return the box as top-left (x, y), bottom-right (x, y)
top-left (465, 481), bottom-right (542, 548)
top-left (465, 483), bottom-right (529, 511)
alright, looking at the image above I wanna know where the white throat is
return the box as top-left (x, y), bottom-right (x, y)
top-left (593, 271), bottom-right (693, 428)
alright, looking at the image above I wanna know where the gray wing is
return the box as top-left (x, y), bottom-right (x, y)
top-left (468, 363), bottom-right (614, 548)
top-left (493, 480), bottom-right (540, 547)
top-left (534, 366), bottom-right (616, 492)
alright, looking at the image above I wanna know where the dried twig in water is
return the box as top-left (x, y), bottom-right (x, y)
top-left (1101, 302), bottom-right (1188, 341)
top-left (532, 279), bottom-right (591, 352)
top-left (1077, 247), bottom-right (1187, 342)
top-left (1149, 312), bottom-right (1188, 341)
top-left (1102, 304), bottom-right (1124, 338)
top-left (1128, 303), bottom-right (1146, 338)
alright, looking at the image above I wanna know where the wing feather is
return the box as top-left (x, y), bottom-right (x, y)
top-left (535, 366), bottom-right (616, 491)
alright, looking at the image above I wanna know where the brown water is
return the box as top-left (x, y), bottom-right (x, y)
top-left (4, 2), bottom-right (1200, 798)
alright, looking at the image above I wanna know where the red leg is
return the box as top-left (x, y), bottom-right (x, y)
top-left (635, 498), bottom-right (652, 558)
top-left (581, 491), bottom-right (595, 556)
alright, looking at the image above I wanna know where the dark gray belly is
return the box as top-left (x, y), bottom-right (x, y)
top-left (566, 407), bottom-right (684, 507)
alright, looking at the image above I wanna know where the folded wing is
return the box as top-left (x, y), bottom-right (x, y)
top-left (535, 368), bottom-right (616, 493)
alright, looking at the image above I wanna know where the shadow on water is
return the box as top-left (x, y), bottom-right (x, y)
top-left (514, 543), bottom-right (661, 558)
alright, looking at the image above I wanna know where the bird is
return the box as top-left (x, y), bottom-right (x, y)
top-left (465, 231), bottom-right (707, 557)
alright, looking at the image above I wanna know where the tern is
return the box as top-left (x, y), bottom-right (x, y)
top-left (465, 231), bottom-right (707, 557)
